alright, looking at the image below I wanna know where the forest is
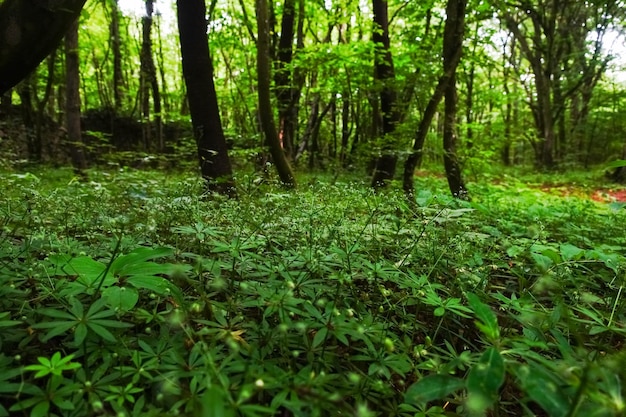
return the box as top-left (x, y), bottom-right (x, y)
top-left (1, 0), bottom-right (626, 416)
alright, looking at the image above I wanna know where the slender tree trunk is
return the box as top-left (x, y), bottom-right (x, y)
top-left (442, 0), bottom-right (468, 199)
top-left (140, 0), bottom-right (162, 151)
top-left (110, 0), bottom-right (125, 112)
top-left (370, 0), bottom-right (401, 188)
top-left (256, 0), bottom-right (296, 186)
top-left (65, 19), bottom-right (88, 177)
top-left (177, 0), bottom-right (236, 196)
top-left (17, 80), bottom-right (39, 160)
top-left (402, 0), bottom-right (465, 197)
top-left (274, 0), bottom-right (297, 160)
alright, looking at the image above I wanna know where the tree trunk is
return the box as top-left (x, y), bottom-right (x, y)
top-left (65, 19), bottom-right (88, 177)
top-left (443, 77), bottom-right (468, 198)
top-left (177, 0), bottom-right (236, 196)
top-left (441, 0), bottom-right (468, 199)
top-left (0, 0), bottom-right (87, 95)
top-left (370, 0), bottom-right (401, 188)
top-left (402, 0), bottom-right (464, 197)
top-left (140, 0), bottom-right (162, 151)
top-left (256, 0), bottom-right (296, 186)
top-left (274, 0), bottom-right (298, 160)
top-left (110, 0), bottom-right (125, 112)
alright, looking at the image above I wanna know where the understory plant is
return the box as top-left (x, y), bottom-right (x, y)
top-left (0, 168), bottom-right (624, 416)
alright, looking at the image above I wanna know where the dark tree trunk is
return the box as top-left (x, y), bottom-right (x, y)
top-left (110, 0), bottom-right (125, 112)
top-left (256, 0), bottom-right (296, 186)
top-left (443, 76), bottom-right (468, 199)
top-left (17, 80), bottom-right (39, 160)
top-left (0, 90), bottom-right (11, 114)
top-left (140, 0), bottom-right (162, 151)
top-left (177, 0), bottom-right (236, 196)
top-left (442, 0), bottom-right (468, 199)
top-left (370, 0), bottom-right (401, 188)
top-left (0, 0), bottom-right (87, 95)
top-left (402, 0), bottom-right (465, 197)
top-left (274, 0), bottom-right (298, 160)
top-left (65, 19), bottom-right (88, 177)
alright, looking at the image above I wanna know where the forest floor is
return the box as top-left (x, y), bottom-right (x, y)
top-left (0, 165), bottom-right (625, 417)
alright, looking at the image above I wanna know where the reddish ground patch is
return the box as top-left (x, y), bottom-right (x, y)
top-left (527, 183), bottom-right (626, 203)
top-left (591, 189), bottom-right (626, 203)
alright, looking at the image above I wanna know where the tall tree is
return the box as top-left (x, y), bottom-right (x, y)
top-left (65, 19), bottom-right (88, 177)
top-left (273, 0), bottom-right (301, 160)
top-left (0, 0), bottom-right (87, 95)
top-left (140, 0), bottom-right (162, 151)
top-left (256, 0), bottom-right (297, 186)
top-left (110, 0), bottom-right (125, 112)
top-left (403, 0), bottom-right (465, 197)
top-left (177, 0), bottom-right (236, 196)
top-left (441, 0), bottom-right (468, 199)
top-left (370, 0), bottom-right (401, 188)
top-left (497, 0), bottom-right (618, 168)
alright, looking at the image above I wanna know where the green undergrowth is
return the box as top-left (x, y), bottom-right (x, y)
top-left (0, 168), bottom-right (625, 416)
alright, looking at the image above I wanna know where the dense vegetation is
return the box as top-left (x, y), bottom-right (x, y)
top-left (2, 0), bottom-right (626, 416)
top-left (0, 167), bottom-right (625, 416)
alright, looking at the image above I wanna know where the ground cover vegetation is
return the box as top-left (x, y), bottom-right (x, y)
top-left (2, 0), bottom-right (626, 415)
top-left (0, 168), bottom-right (625, 416)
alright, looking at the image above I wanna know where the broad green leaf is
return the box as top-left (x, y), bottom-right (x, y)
top-left (127, 275), bottom-right (174, 295)
top-left (102, 286), bottom-right (139, 311)
top-left (110, 247), bottom-right (174, 273)
top-left (559, 244), bottom-right (584, 261)
top-left (506, 245), bottom-right (524, 258)
top-left (466, 348), bottom-right (505, 414)
top-left (466, 293), bottom-right (500, 341)
top-left (404, 374), bottom-right (465, 406)
top-left (531, 253), bottom-right (553, 272)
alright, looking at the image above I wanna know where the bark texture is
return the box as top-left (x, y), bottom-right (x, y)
top-left (177, 0), bottom-right (236, 196)
top-left (370, 0), bottom-right (401, 188)
top-left (256, 0), bottom-right (296, 186)
top-left (0, 0), bottom-right (87, 95)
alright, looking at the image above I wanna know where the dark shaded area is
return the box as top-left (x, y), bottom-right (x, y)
top-left (0, 0), bottom-right (87, 95)
top-left (0, 106), bottom-right (193, 167)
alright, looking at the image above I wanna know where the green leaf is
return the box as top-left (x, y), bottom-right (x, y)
top-left (127, 275), bottom-right (175, 295)
top-left (86, 322), bottom-right (117, 342)
top-left (74, 323), bottom-right (88, 345)
top-left (515, 364), bottom-right (570, 417)
top-left (404, 374), bottom-right (465, 406)
top-left (30, 400), bottom-right (50, 417)
top-left (559, 244), bottom-right (584, 261)
top-left (312, 327), bottom-right (328, 348)
top-left (466, 293), bottom-right (500, 341)
top-left (531, 252), bottom-right (553, 272)
top-left (200, 385), bottom-right (234, 417)
top-left (102, 286), bottom-right (139, 311)
top-left (466, 348), bottom-right (505, 414)
top-left (110, 247), bottom-right (174, 274)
